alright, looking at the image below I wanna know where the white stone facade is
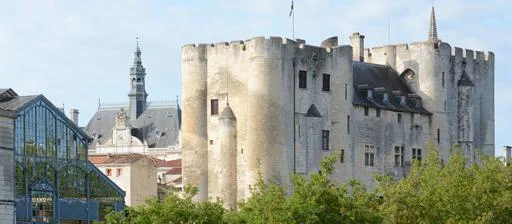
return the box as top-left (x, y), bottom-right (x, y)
top-left (181, 30), bottom-right (495, 207)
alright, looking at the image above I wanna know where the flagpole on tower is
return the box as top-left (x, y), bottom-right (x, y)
top-left (289, 0), bottom-right (294, 40)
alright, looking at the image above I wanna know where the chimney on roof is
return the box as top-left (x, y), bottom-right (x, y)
top-left (350, 32), bottom-right (365, 62)
top-left (69, 109), bottom-right (79, 125)
top-left (505, 146), bottom-right (512, 166)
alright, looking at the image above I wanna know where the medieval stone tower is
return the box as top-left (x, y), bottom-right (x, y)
top-left (181, 7), bottom-right (494, 208)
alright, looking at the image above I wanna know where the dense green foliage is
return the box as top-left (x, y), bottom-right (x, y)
top-left (104, 146), bottom-right (512, 224)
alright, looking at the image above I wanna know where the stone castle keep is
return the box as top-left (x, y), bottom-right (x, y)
top-left (181, 8), bottom-right (495, 209)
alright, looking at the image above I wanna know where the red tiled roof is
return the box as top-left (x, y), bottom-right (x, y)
top-left (89, 153), bottom-right (151, 165)
top-left (165, 167), bottom-right (182, 175)
top-left (88, 155), bottom-right (110, 164)
top-left (157, 159), bottom-right (181, 168)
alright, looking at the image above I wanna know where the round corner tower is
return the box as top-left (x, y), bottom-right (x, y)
top-left (181, 44), bottom-right (208, 201)
top-left (217, 104), bottom-right (237, 210)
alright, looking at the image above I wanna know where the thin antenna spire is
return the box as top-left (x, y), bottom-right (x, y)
top-left (289, 0), bottom-right (295, 39)
top-left (388, 14), bottom-right (391, 44)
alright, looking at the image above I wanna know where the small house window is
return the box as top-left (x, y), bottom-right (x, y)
top-left (116, 168), bottom-right (122, 177)
top-left (376, 108), bottom-right (381, 118)
top-left (412, 148), bottom-right (422, 161)
top-left (397, 113), bottom-right (402, 123)
top-left (364, 144), bottom-right (375, 166)
top-left (322, 130), bottom-right (329, 151)
top-left (211, 99), bottom-right (219, 115)
top-left (340, 149), bottom-right (345, 163)
top-left (299, 70), bottom-right (307, 89)
top-left (322, 74), bottom-right (330, 91)
top-left (364, 106), bottom-right (369, 116)
top-left (106, 168), bottom-right (112, 176)
top-left (394, 146), bottom-right (404, 167)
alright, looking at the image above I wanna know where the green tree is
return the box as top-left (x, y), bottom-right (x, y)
top-left (104, 186), bottom-right (229, 224)
top-left (377, 144), bottom-right (512, 224)
top-left (103, 145), bottom-right (512, 224)
top-left (236, 151), bottom-right (381, 224)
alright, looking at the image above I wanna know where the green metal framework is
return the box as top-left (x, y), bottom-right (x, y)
top-left (14, 97), bottom-right (124, 223)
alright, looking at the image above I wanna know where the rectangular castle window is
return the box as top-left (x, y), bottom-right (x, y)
top-left (364, 106), bottom-right (369, 116)
top-left (395, 146), bottom-right (404, 167)
top-left (322, 130), bottom-right (329, 151)
top-left (344, 83), bottom-right (348, 100)
top-left (397, 113), bottom-right (402, 123)
top-left (106, 168), bottom-right (112, 176)
top-left (365, 144), bottom-right (375, 166)
top-left (322, 74), bottom-right (330, 91)
top-left (340, 149), bottom-right (345, 163)
top-left (299, 70), bottom-right (307, 89)
top-left (412, 148), bottom-right (422, 161)
top-left (347, 115), bottom-right (350, 134)
top-left (116, 168), bottom-right (122, 177)
top-left (376, 108), bottom-right (381, 118)
top-left (211, 99), bottom-right (219, 115)
top-left (437, 128), bottom-right (440, 144)
top-left (442, 72), bottom-right (445, 88)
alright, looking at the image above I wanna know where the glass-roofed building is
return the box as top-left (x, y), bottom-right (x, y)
top-left (0, 88), bottom-right (124, 224)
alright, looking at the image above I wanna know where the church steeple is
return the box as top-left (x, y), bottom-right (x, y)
top-left (128, 38), bottom-right (148, 121)
top-left (428, 6), bottom-right (439, 41)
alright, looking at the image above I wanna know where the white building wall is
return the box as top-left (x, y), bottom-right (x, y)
top-left (95, 160), bottom-right (157, 207)
top-left (130, 158), bottom-right (157, 206)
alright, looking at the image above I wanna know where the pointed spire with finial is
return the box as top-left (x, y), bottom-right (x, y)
top-left (428, 6), bottom-right (439, 41)
top-left (134, 35), bottom-right (142, 65)
top-left (128, 35), bottom-right (148, 120)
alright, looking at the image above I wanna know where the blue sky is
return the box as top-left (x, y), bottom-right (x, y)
top-left (1, 0), bottom-right (510, 155)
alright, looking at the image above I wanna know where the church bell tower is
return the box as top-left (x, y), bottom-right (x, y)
top-left (128, 40), bottom-right (148, 121)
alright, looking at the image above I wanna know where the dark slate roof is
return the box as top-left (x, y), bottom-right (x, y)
top-left (0, 95), bottom-right (39, 111)
top-left (85, 102), bottom-right (181, 149)
top-left (457, 72), bottom-right (474, 87)
top-left (352, 62), bottom-right (431, 115)
top-left (0, 89), bottom-right (92, 139)
top-left (305, 104), bottom-right (322, 117)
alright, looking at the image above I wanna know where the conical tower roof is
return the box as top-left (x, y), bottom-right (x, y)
top-left (457, 72), bottom-right (474, 87)
top-left (220, 103), bottom-right (236, 120)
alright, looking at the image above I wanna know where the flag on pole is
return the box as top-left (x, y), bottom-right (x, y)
top-left (289, 0), bottom-right (294, 18)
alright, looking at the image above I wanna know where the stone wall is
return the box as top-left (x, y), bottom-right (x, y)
top-left (181, 35), bottom-right (495, 208)
top-left (0, 115), bottom-right (15, 224)
top-left (366, 40), bottom-right (494, 162)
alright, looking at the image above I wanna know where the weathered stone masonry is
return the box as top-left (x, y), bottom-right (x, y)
top-left (181, 8), bottom-right (494, 209)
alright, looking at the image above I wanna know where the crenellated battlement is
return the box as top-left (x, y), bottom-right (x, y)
top-left (182, 36), bottom-right (353, 58)
top-left (450, 47), bottom-right (494, 63)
